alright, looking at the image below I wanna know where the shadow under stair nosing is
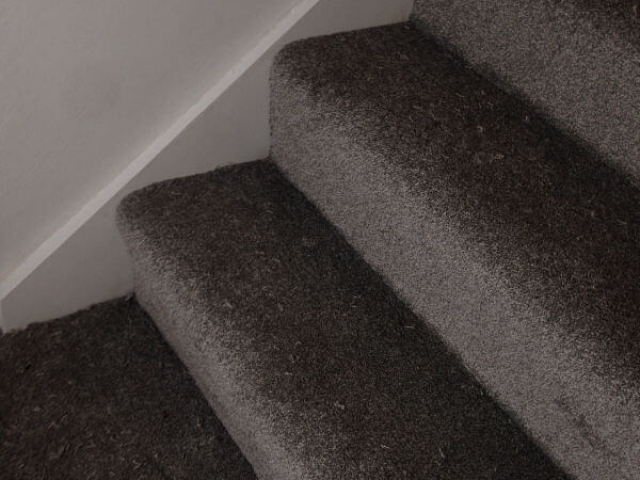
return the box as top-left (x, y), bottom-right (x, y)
top-left (270, 23), bottom-right (640, 480)
top-left (117, 160), bottom-right (569, 480)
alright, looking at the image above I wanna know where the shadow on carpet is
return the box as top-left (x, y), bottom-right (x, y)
top-left (0, 297), bottom-right (257, 480)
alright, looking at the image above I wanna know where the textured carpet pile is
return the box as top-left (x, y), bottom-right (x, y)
top-left (412, 0), bottom-right (640, 184)
top-left (271, 23), bottom-right (640, 480)
top-left (6, 2), bottom-right (639, 480)
top-left (0, 298), bottom-right (256, 480)
top-left (117, 160), bottom-right (569, 480)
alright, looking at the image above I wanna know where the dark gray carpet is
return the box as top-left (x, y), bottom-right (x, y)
top-left (0, 297), bottom-right (257, 480)
top-left (412, 0), bottom-right (640, 185)
top-left (117, 160), bottom-right (570, 480)
top-left (270, 24), bottom-right (640, 480)
top-left (571, 0), bottom-right (640, 40)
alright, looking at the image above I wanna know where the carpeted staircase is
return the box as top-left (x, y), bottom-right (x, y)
top-left (116, 3), bottom-right (640, 480)
top-left (0, 298), bottom-right (257, 480)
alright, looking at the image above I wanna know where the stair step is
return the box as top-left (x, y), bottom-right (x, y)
top-left (0, 298), bottom-right (257, 480)
top-left (117, 160), bottom-right (568, 480)
top-left (412, 0), bottom-right (640, 184)
top-left (270, 24), bottom-right (640, 480)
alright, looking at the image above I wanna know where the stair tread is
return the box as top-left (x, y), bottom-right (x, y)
top-left (411, 0), bottom-right (640, 184)
top-left (571, 0), bottom-right (640, 40)
top-left (0, 298), bottom-right (257, 480)
top-left (274, 22), bottom-right (640, 385)
top-left (271, 24), bottom-right (640, 480)
top-left (118, 160), bottom-right (568, 480)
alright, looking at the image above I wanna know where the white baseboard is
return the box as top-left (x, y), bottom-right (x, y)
top-left (0, 0), bottom-right (412, 331)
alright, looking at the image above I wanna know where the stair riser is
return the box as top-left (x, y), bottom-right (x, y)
top-left (124, 238), bottom-right (311, 480)
top-left (270, 27), bottom-right (640, 479)
top-left (117, 160), bottom-right (569, 480)
top-left (413, 0), bottom-right (640, 186)
top-left (272, 119), bottom-right (638, 480)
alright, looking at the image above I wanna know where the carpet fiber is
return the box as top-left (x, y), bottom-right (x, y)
top-left (117, 159), bottom-right (569, 480)
top-left (0, 297), bottom-right (257, 480)
top-left (271, 23), bottom-right (640, 480)
top-left (412, 0), bottom-right (640, 184)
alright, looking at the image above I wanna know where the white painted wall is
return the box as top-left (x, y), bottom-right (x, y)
top-left (0, 0), bottom-right (413, 330)
top-left (0, 0), bottom-right (301, 283)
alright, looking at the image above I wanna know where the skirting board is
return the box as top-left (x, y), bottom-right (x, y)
top-left (0, 0), bottom-right (413, 331)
